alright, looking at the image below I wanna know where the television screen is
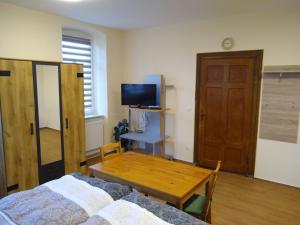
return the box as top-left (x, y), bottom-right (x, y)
top-left (121, 84), bottom-right (157, 106)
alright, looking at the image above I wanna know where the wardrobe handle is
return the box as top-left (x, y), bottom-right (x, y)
top-left (30, 123), bottom-right (34, 135)
top-left (65, 118), bottom-right (69, 129)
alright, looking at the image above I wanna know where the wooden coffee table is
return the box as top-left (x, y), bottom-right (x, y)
top-left (89, 151), bottom-right (212, 209)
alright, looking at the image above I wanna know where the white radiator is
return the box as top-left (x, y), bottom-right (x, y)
top-left (85, 116), bottom-right (104, 155)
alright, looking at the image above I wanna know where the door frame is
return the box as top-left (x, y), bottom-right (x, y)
top-left (193, 50), bottom-right (263, 175)
top-left (32, 61), bottom-right (65, 184)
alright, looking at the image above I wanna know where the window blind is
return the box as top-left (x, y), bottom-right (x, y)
top-left (62, 35), bottom-right (93, 115)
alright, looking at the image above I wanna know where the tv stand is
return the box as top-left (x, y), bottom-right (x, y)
top-left (129, 105), bottom-right (140, 108)
top-left (129, 105), bottom-right (161, 110)
top-left (120, 132), bottom-right (164, 156)
top-left (121, 75), bottom-right (166, 157)
top-left (139, 106), bottom-right (161, 110)
top-left (139, 106), bottom-right (148, 109)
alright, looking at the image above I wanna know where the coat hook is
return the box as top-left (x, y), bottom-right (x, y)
top-left (291, 102), bottom-right (295, 109)
top-left (279, 72), bottom-right (283, 82)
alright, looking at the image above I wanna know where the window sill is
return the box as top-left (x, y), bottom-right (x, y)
top-left (85, 115), bottom-right (104, 120)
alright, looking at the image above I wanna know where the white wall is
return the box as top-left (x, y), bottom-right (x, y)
top-left (0, 2), bottom-right (125, 144)
top-left (36, 65), bottom-right (61, 130)
top-left (124, 11), bottom-right (300, 187)
top-left (0, 3), bottom-right (61, 61)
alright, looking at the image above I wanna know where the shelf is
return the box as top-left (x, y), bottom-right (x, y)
top-left (128, 107), bottom-right (175, 114)
top-left (165, 84), bottom-right (175, 88)
top-left (120, 132), bottom-right (165, 144)
top-left (128, 107), bottom-right (164, 113)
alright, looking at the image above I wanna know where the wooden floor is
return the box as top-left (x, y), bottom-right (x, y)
top-left (208, 172), bottom-right (300, 225)
top-left (86, 155), bottom-right (300, 225)
top-left (40, 128), bottom-right (62, 165)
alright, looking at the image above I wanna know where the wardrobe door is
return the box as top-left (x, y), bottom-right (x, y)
top-left (0, 103), bottom-right (6, 198)
top-left (0, 59), bottom-right (39, 193)
top-left (61, 63), bottom-right (86, 174)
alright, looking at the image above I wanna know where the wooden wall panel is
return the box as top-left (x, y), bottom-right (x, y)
top-left (61, 63), bottom-right (86, 174)
top-left (0, 59), bottom-right (39, 191)
top-left (260, 73), bottom-right (300, 143)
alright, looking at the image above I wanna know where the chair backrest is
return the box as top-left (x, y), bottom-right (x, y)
top-left (203, 160), bottom-right (221, 221)
top-left (99, 142), bottom-right (122, 161)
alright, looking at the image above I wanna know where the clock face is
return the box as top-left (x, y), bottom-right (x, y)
top-left (222, 38), bottom-right (234, 50)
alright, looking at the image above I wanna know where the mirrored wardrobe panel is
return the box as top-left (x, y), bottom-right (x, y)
top-left (33, 62), bottom-right (65, 184)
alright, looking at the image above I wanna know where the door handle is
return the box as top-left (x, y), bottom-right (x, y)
top-left (65, 118), bottom-right (69, 129)
top-left (30, 123), bottom-right (34, 135)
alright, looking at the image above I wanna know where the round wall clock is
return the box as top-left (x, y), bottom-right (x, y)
top-left (222, 37), bottom-right (234, 50)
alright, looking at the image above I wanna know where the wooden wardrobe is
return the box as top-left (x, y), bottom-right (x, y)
top-left (0, 58), bottom-right (86, 194)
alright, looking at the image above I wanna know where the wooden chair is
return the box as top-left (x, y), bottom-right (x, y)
top-left (99, 142), bottom-right (122, 161)
top-left (183, 161), bottom-right (221, 223)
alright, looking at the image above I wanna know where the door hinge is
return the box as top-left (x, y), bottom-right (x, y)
top-left (77, 73), bottom-right (84, 78)
top-left (7, 184), bottom-right (19, 192)
top-left (80, 161), bottom-right (87, 167)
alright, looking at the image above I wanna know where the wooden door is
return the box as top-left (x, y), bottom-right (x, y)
top-left (0, 59), bottom-right (39, 192)
top-left (194, 51), bottom-right (263, 175)
top-left (61, 63), bottom-right (86, 174)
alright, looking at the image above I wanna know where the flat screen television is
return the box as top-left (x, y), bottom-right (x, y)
top-left (121, 84), bottom-right (157, 106)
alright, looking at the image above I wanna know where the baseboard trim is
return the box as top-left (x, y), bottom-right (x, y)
top-left (254, 177), bottom-right (300, 190)
top-left (173, 158), bottom-right (194, 165)
top-left (86, 149), bottom-right (99, 158)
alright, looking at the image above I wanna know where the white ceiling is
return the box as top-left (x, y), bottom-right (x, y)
top-left (2, 0), bottom-right (300, 30)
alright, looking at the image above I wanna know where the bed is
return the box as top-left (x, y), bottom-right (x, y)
top-left (0, 173), bottom-right (209, 225)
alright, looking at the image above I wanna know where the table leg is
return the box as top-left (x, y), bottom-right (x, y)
top-left (153, 143), bottom-right (155, 156)
top-left (160, 141), bottom-right (164, 158)
top-left (88, 169), bottom-right (93, 177)
top-left (175, 200), bottom-right (183, 210)
top-left (178, 201), bottom-right (184, 210)
top-left (205, 181), bottom-right (212, 224)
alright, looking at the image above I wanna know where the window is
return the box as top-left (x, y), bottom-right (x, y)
top-left (62, 35), bottom-right (93, 115)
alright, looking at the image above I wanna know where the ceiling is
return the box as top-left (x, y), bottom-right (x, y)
top-left (2, 0), bottom-right (300, 30)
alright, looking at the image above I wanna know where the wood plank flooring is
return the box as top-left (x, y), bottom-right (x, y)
top-left (210, 172), bottom-right (300, 225)
top-left (150, 172), bottom-right (300, 225)
top-left (87, 156), bottom-right (300, 225)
